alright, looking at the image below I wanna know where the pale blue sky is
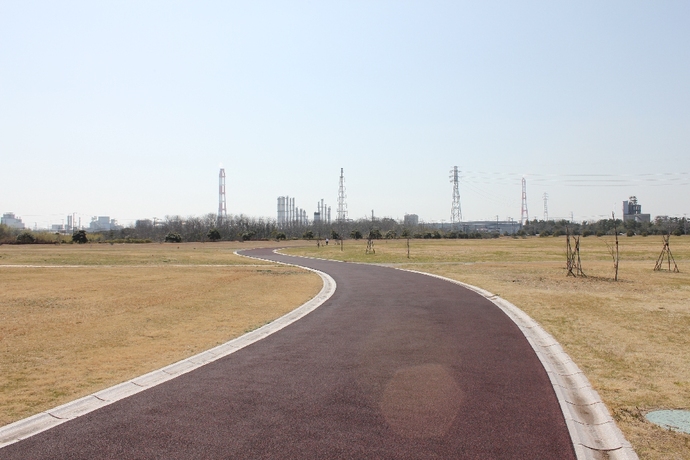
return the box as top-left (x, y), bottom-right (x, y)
top-left (1, 1), bottom-right (689, 228)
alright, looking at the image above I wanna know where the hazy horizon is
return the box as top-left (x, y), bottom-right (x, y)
top-left (2, 1), bottom-right (689, 229)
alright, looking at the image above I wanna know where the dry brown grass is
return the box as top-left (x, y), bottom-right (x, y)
top-left (0, 240), bottom-right (305, 266)
top-left (0, 241), bottom-right (321, 427)
top-left (287, 236), bottom-right (690, 460)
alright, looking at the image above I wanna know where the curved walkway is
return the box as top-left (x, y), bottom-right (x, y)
top-left (0, 248), bottom-right (630, 459)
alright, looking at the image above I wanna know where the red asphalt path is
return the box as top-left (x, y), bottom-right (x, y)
top-left (0, 248), bottom-right (576, 459)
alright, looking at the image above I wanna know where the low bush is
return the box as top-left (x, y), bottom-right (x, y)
top-left (164, 232), bottom-right (182, 243)
top-left (16, 232), bottom-right (36, 244)
top-left (72, 230), bottom-right (89, 244)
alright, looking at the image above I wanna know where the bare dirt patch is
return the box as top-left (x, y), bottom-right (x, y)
top-left (0, 242), bottom-right (320, 426)
top-left (287, 236), bottom-right (690, 460)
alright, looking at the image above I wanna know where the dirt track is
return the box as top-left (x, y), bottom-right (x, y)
top-left (0, 248), bottom-right (575, 459)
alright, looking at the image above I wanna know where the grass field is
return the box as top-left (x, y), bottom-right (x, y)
top-left (2, 237), bottom-right (688, 458)
top-left (285, 236), bottom-right (690, 460)
top-left (0, 241), bottom-right (321, 427)
top-left (0, 240), bottom-right (283, 266)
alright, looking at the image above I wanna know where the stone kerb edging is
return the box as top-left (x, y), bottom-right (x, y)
top-left (272, 250), bottom-right (637, 460)
top-left (0, 254), bottom-right (336, 449)
top-left (401, 269), bottom-right (638, 460)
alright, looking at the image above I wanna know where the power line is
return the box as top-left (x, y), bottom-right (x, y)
top-left (456, 171), bottom-right (690, 187)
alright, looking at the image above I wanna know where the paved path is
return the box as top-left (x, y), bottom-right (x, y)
top-left (0, 248), bottom-right (576, 459)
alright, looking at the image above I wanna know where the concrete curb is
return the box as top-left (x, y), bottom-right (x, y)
top-left (273, 250), bottom-right (638, 460)
top-left (0, 256), bottom-right (336, 449)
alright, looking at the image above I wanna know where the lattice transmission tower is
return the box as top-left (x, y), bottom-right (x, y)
top-left (449, 166), bottom-right (462, 227)
top-left (543, 192), bottom-right (549, 221)
top-left (218, 168), bottom-right (227, 224)
top-left (336, 168), bottom-right (348, 223)
top-left (520, 177), bottom-right (529, 226)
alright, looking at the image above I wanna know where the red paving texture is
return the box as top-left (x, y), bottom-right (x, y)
top-left (0, 248), bottom-right (576, 459)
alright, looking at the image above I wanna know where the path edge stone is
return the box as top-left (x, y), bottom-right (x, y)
top-left (0, 255), bottom-right (336, 449)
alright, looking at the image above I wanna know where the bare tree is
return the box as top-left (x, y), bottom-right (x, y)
top-left (604, 212), bottom-right (620, 281)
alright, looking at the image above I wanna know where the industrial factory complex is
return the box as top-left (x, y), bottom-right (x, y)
top-left (265, 168), bottom-right (661, 235)
top-left (2, 167), bottom-right (665, 236)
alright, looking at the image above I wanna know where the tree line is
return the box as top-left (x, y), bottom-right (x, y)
top-left (1, 213), bottom-right (687, 244)
top-left (519, 216), bottom-right (688, 238)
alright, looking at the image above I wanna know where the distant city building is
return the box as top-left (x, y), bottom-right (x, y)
top-left (135, 219), bottom-right (154, 229)
top-left (403, 214), bottom-right (419, 227)
top-left (1, 212), bottom-right (25, 229)
top-left (449, 220), bottom-right (519, 234)
top-left (623, 196), bottom-right (651, 223)
top-left (50, 215), bottom-right (76, 233)
top-left (89, 216), bottom-right (121, 232)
